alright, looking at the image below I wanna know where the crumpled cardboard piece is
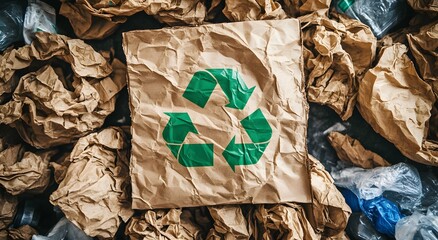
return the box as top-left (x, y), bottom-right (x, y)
top-left (49, 127), bottom-right (133, 239)
top-left (8, 225), bottom-right (38, 240)
top-left (123, 19), bottom-right (311, 209)
top-left (357, 43), bottom-right (438, 166)
top-left (407, 21), bottom-right (438, 95)
top-left (252, 203), bottom-right (319, 240)
top-left (306, 155), bottom-right (351, 238)
top-left (222, 0), bottom-right (287, 21)
top-left (207, 205), bottom-right (250, 239)
top-left (300, 12), bottom-right (377, 120)
top-left (0, 32), bottom-right (126, 149)
top-left (0, 143), bottom-right (53, 195)
top-left (408, 0), bottom-right (438, 12)
top-left (283, 0), bottom-right (331, 17)
top-left (60, 0), bottom-right (206, 39)
top-left (327, 132), bottom-right (391, 168)
top-left (125, 208), bottom-right (204, 239)
top-left (0, 190), bottom-right (18, 232)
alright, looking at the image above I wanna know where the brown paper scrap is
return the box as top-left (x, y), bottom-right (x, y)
top-left (253, 203), bottom-right (319, 240)
top-left (222, 0), bottom-right (287, 21)
top-left (306, 155), bottom-right (351, 238)
top-left (8, 225), bottom-right (38, 240)
top-left (300, 12), bottom-right (376, 120)
top-left (50, 127), bottom-right (133, 239)
top-left (407, 21), bottom-right (438, 95)
top-left (283, 0), bottom-right (331, 17)
top-left (60, 2), bottom-right (121, 40)
top-left (125, 208), bottom-right (204, 239)
top-left (328, 132), bottom-right (391, 168)
top-left (207, 205), bottom-right (250, 239)
top-left (0, 144), bottom-right (53, 195)
top-left (408, 0), bottom-right (438, 12)
top-left (358, 43), bottom-right (437, 166)
top-left (0, 191), bottom-right (18, 231)
top-left (0, 32), bottom-right (126, 149)
top-left (60, 0), bottom-right (206, 39)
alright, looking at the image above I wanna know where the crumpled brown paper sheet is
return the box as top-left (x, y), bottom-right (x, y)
top-left (283, 0), bottom-right (331, 17)
top-left (300, 12), bottom-right (377, 120)
top-left (407, 21), bottom-right (438, 94)
top-left (222, 0), bottom-right (287, 21)
top-left (358, 43), bottom-right (438, 166)
top-left (207, 205), bottom-right (250, 239)
top-left (0, 190), bottom-right (18, 233)
top-left (306, 155), bottom-right (351, 238)
top-left (0, 143), bottom-right (53, 195)
top-left (408, 0), bottom-right (438, 12)
top-left (125, 208), bottom-right (204, 239)
top-left (0, 32), bottom-right (126, 149)
top-left (328, 132), bottom-right (391, 168)
top-left (50, 127), bottom-right (133, 239)
top-left (252, 203), bottom-right (319, 240)
top-left (60, 0), bottom-right (206, 39)
top-left (60, 2), bottom-right (121, 40)
top-left (8, 225), bottom-right (38, 240)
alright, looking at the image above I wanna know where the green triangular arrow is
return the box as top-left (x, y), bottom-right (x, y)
top-left (162, 112), bottom-right (198, 144)
top-left (222, 108), bottom-right (272, 171)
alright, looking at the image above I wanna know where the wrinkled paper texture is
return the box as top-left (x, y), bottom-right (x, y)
top-left (60, 2), bottom-right (121, 40)
top-left (0, 32), bottom-right (126, 149)
top-left (328, 132), bottom-right (391, 168)
top-left (222, 0), bottom-right (287, 21)
top-left (125, 208), bottom-right (204, 239)
top-left (300, 13), bottom-right (377, 120)
top-left (60, 0), bottom-right (206, 39)
top-left (0, 142), bottom-right (53, 195)
top-left (0, 190), bottom-right (18, 234)
top-left (8, 225), bottom-right (38, 240)
top-left (207, 205), bottom-right (250, 239)
top-left (407, 21), bottom-right (438, 95)
top-left (357, 43), bottom-right (438, 166)
top-left (123, 19), bottom-right (311, 209)
top-left (306, 155), bottom-right (351, 237)
top-left (408, 0), bottom-right (438, 12)
top-left (50, 127), bottom-right (133, 239)
top-left (283, 0), bottom-right (331, 17)
top-left (253, 203), bottom-right (319, 239)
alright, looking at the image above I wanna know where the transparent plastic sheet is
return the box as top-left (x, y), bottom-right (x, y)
top-left (0, 1), bottom-right (24, 51)
top-left (23, 0), bottom-right (56, 44)
top-left (331, 163), bottom-right (422, 211)
top-left (395, 212), bottom-right (438, 240)
top-left (335, 0), bottom-right (408, 38)
top-left (31, 217), bottom-right (93, 240)
top-left (346, 212), bottom-right (388, 240)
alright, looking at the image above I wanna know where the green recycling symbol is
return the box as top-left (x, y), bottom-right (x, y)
top-left (162, 69), bottom-right (272, 171)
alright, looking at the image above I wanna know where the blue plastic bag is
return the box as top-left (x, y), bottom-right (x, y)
top-left (362, 196), bottom-right (404, 236)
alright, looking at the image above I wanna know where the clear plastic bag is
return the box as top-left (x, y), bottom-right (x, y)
top-left (23, 0), bottom-right (56, 44)
top-left (335, 0), bottom-right (408, 38)
top-left (0, 1), bottom-right (24, 51)
top-left (31, 217), bottom-right (93, 240)
top-left (395, 212), bottom-right (438, 240)
top-left (346, 212), bottom-right (389, 240)
top-left (332, 163), bottom-right (422, 211)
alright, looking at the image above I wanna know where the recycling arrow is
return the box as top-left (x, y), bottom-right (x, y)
top-left (162, 112), bottom-right (213, 167)
top-left (164, 69), bottom-right (272, 171)
top-left (183, 69), bottom-right (255, 110)
top-left (222, 109), bottom-right (272, 171)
